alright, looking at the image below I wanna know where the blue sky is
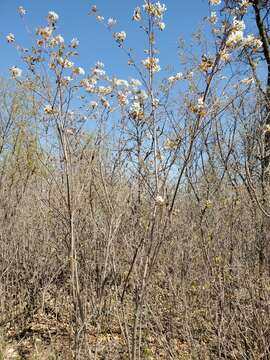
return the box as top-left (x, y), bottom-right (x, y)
top-left (0, 0), bottom-right (210, 80)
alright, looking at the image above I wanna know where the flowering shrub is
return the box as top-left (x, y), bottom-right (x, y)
top-left (2, 0), bottom-right (270, 358)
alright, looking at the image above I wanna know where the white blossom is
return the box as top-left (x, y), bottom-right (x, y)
top-left (114, 31), bottom-right (126, 42)
top-left (142, 57), bottom-right (161, 72)
top-left (10, 66), bottom-right (22, 78)
top-left (44, 105), bottom-right (54, 114)
top-left (157, 22), bottom-right (165, 31)
top-left (208, 11), bottom-right (217, 24)
top-left (129, 78), bottom-right (142, 87)
top-left (155, 195), bottom-right (165, 205)
top-left (90, 101), bottom-right (98, 109)
top-left (133, 7), bottom-right (142, 21)
top-left (112, 78), bottom-right (129, 87)
top-left (47, 11), bottom-right (59, 24)
top-left (18, 6), bottom-right (26, 16)
top-left (107, 18), bottom-right (117, 28)
top-left (117, 92), bottom-right (129, 106)
top-left (96, 15), bottom-right (104, 22)
top-left (37, 26), bottom-right (52, 41)
top-left (6, 33), bottom-right (15, 43)
top-left (72, 67), bottom-right (85, 76)
top-left (143, 2), bottom-right (167, 18)
top-left (70, 38), bottom-right (79, 48)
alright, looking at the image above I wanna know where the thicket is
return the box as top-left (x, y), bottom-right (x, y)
top-left (1, 0), bottom-right (270, 359)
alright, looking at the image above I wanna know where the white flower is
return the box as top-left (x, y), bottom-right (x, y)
top-left (117, 92), bottom-right (129, 106)
top-left (243, 35), bottom-right (262, 49)
top-left (92, 68), bottom-right (106, 77)
top-left (58, 57), bottom-right (73, 68)
top-left (226, 30), bottom-right (244, 47)
top-left (129, 101), bottom-right (143, 120)
top-left (130, 78), bottom-right (142, 87)
top-left (72, 67), bottom-right (85, 76)
top-left (107, 18), bottom-right (116, 28)
top-left (169, 72), bottom-right (183, 83)
top-left (112, 78), bottom-right (129, 87)
top-left (61, 76), bottom-right (72, 86)
top-left (47, 11), bottom-right (59, 24)
top-left (175, 72), bottom-right (183, 80)
top-left (155, 195), bottom-right (165, 206)
top-left (262, 124), bottom-right (270, 134)
top-left (10, 66), bottom-right (22, 78)
top-left (54, 35), bottom-right (64, 45)
top-left (91, 5), bottom-right (97, 13)
top-left (96, 86), bottom-right (112, 95)
top-left (232, 17), bottom-right (245, 32)
top-left (155, 2), bottom-right (167, 16)
top-left (197, 97), bottom-right (204, 107)
top-left (152, 98), bottom-right (160, 108)
top-left (142, 57), bottom-right (161, 72)
top-left (220, 50), bottom-right (230, 62)
top-left (96, 15), bottom-right (104, 22)
top-left (6, 33), bottom-right (15, 43)
top-left (133, 7), bottom-right (142, 21)
top-left (143, 2), bottom-right (167, 18)
top-left (49, 35), bottom-right (64, 47)
top-left (44, 104), bottom-right (54, 114)
top-left (241, 0), bottom-right (251, 7)
top-left (164, 138), bottom-right (178, 150)
top-left (208, 11), bottom-right (217, 24)
top-left (85, 85), bottom-right (95, 93)
top-left (157, 22), bottom-right (165, 31)
top-left (90, 101), bottom-right (98, 109)
top-left (18, 6), bottom-right (26, 16)
top-left (37, 26), bottom-right (52, 41)
top-left (95, 61), bottom-right (104, 69)
top-left (70, 38), bottom-right (79, 48)
top-left (114, 31), bottom-right (126, 42)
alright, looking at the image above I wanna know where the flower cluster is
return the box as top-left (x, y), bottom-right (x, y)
top-left (199, 55), bottom-right (214, 72)
top-left (143, 2), bottom-right (167, 18)
top-left (113, 31), bottom-right (126, 43)
top-left (47, 11), bottom-right (59, 25)
top-left (243, 35), bottom-right (262, 50)
top-left (188, 97), bottom-right (207, 118)
top-left (129, 93), bottom-right (147, 121)
top-left (168, 72), bottom-right (183, 83)
top-left (163, 138), bottom-right (179, 150)
top-left (155, 195), bottom-right (165, 206)
top-left (142, 57), bottom-right (161, 72)
top-left (133, 2), bottom-right (167, 31)
top-left (36, 26), bottom-right (53, 41)
top-left (44, 105), bottom-right (53, 114)
top-left (226, 18), bottom-right (245, 47)
top-left (72, 67), bottom-right (85, 76)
